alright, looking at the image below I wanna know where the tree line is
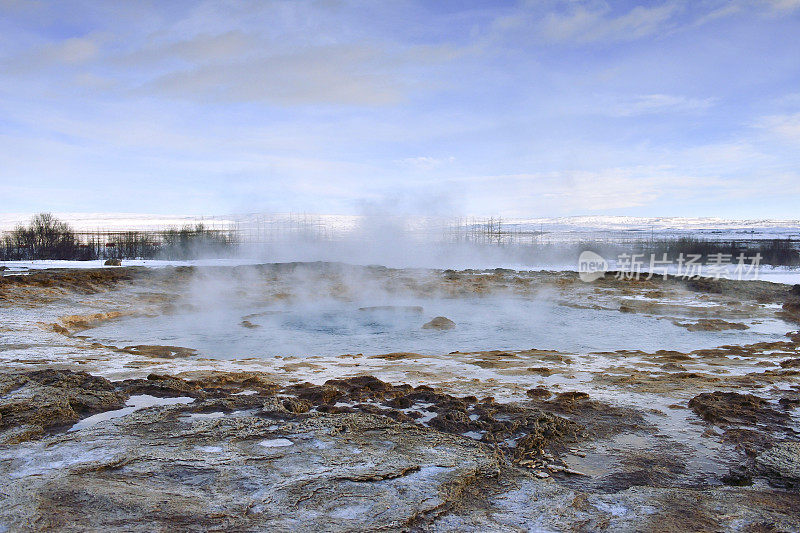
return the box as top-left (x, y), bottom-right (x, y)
top-left (0, 213), bottom-right (238, 261)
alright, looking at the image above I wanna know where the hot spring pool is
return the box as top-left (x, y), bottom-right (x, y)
top-left (82, 297), bottom-right (792, 359)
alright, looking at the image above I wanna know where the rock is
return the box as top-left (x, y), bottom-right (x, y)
top-left (553, 391), bottom-right (590, 403)
top-left (58, 311), bottom-right (124, 332)
top-left (121, 373), bottom-right (199, 397)
top-left (782, 298), bottom-right (800, 322)
top-left (526, 387), bottom-right (552, 399)
top-left (0, 370), bottom-right (129, 444)
top-left (672, 319), bottom-right (749, 332)
top-left (756, 442), bottom-right (800, 487)
top-left (104, 258), bottom-right (122, 266)
top-left (422, 316), bottom-right (456, 330)
top-left (686, 277), bottom-right (723, 293)
top-left (0, 406), bottom-right (503, 531)
top-left (358, 306), bottom-right (424, 313)
top-left (779, 397), bottom-right (800, 409)
top-left (688, 392), bottom-right (790, 434)
top-left (281, 397), bottom-right (312, 414)
top-left (779, 358), bottom-right (800, 368)
top-left (118, 345), bottom-right (198, 358)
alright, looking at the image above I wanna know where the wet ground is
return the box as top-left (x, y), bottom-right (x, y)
top-left (1, 264), bottom-right (799, 531)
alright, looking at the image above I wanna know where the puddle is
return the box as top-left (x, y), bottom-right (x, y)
top-left (70, 395), bottom-right (194, 431)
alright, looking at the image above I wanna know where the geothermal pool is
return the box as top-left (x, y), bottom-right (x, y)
top-left (83, 296), bottom-right (791, 358)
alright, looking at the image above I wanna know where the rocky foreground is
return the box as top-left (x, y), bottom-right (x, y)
top-left (0, 367), bottom-right (797, 532)
top-left (1, 265), bottom-right (799, 531)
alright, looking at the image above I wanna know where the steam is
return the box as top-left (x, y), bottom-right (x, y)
top-left (230, 214), bottom-right (570, 270)
top-left (86, 260), bottom-right (781, 360)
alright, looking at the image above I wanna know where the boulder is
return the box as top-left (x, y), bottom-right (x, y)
top-left (422, 316), bottom-right (456, 330)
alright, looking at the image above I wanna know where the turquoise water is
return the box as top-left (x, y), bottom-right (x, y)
top-left (83, 296), bottom-right (792, 359)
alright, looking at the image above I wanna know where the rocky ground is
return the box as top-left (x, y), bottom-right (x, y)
top-left (1, 265), bottom-right (799, 531)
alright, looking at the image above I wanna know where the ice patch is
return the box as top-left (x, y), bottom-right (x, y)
top-left (259, 438), bottom-right (293, 448)
top-left (196, 445), bottom-right (224, 453)
top-left (594, 501), bottom-right (629, 517)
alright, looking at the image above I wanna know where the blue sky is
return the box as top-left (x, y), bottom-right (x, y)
top-left (1, 0), bottom-right (799, 218)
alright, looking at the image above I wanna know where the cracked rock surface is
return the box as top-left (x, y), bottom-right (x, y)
top-left (1, 396), bottom-right (798, 533)
top-left (0, 399), bottom-right (505, 532)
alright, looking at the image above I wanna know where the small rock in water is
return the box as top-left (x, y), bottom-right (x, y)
top-left (422, 316), bottom-right (456, 330)
top-left (104, 258), bottom-right (122, 266)
top-left (526, 387), bottom-right (552, 399)
top-left (358, 306), bottom-right (424, 313)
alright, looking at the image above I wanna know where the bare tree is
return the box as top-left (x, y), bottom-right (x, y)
top-left (7, 213), bottom-right (80, 259)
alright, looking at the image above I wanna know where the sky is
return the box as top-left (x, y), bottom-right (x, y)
top-left (1, 0), bottom-right (799, 219)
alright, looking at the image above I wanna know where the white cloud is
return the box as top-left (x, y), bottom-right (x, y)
top-left (491, 1), bottom-right (682, 45)
top-left (608, 94), bottom-right (716, 117)
top-left (140, 43), bottom-right (414, 105)
top-left (766, 0), bottom-right (800, 12)
top-left (396, 156), bottom-right (455, 171)
top-left (50, 36), bottom-right (98, 64)
top-left (2, 34), bottom-right (101, 71)
top-left (544, 3), bottom-right (679, 44)
top-left (756, 112), bottom-right (800, 144)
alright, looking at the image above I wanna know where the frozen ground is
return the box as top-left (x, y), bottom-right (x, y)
top-left (5, 258), bottom-right (800, 285)
top-left (1, 264), bottom-right (798, 531)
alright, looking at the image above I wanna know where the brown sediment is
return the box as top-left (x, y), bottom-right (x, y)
top-left (57, 311), bottom-right (125, 332)
top-left (369, 351), bottom-right (426, 360)
top-left (0, 267), bottom-right (141, 292)
top-left (0, 369), bottom-right (129, 444)
top-left (280, 375), bottom-right (587, 464)
top-left (592, 368), bottom-right (722, 394)
top-left (782, 298), bottom-right (800, 323)
top-left (672, 318), bottom-right (749, 331)
top-left (526, 387), bottom-right (552, 399)
top-left (117, 345), bottom-right (198, 358)
top-left (689, 391), bottom-right (791, 428)
top-left (526, 366), bottom-right (554, 376)
top-left (120, 371), bottom-right (278, 398)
